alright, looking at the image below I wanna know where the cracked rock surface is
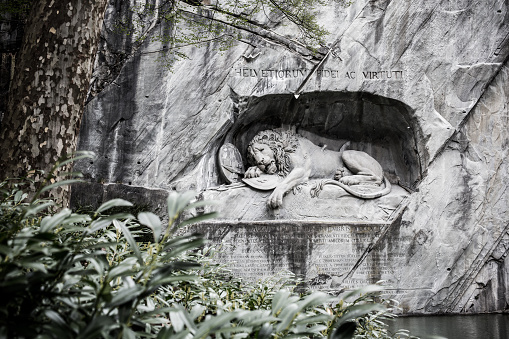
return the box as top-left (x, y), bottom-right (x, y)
top-left (73, 0), bottom-right (509, 314)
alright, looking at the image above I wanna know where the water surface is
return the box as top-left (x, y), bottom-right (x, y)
top-left (388, 314), bottom-right (509, 339)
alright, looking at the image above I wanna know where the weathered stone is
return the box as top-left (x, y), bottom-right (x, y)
top-left (71, 182), bottom-right (169, 220)
top-left (202, 183), bottom-right (408, 222)
top-left (192, 220), bottom-right (393, 288)
top-left (72, 0), bottom-right (509, 314)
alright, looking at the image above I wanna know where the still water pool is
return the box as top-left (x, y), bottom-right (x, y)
top-left (388, 314), bottom-right (509, 339)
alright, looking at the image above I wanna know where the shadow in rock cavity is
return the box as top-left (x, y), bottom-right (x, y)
top-left (199, 91), bottom-right (424, 285)
top-left (224, 91), bottom-right (423, 189)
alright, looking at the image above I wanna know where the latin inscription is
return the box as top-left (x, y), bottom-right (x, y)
top-left (233, 68), bottom-right (404, 80)
top-left (194, 223), bottom-right (412, 290)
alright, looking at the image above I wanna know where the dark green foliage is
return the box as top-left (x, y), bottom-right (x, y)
top-left (0, 0), bottom-right (31, 18)
top-left (0, 153), bottom-right (408, 338)
top-left (0, 178), bottom-right (210, 337)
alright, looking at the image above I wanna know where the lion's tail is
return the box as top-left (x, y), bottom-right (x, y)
top-left (324, 176), bottom-right (392, 199)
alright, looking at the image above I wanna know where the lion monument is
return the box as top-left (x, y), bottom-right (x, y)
top-left (243, 128), bottom-right (391, 208)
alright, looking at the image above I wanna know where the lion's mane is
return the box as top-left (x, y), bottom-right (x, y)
top-left (247, 129), bottom-right (299, 177)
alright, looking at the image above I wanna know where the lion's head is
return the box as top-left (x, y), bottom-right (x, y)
top-left (247, 129), bottom-right (299, 177)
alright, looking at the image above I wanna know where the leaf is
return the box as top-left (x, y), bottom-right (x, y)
top-left (65, 268), bottom-right (100, 277)
top-left (44, 309), bottom-right (67, 328)
top-left (107, 283), bottom-right (143, 308)
top-left (59, 213), bottom-right (92, 225)
top-left (167, 191), bottom-right (195, 221)
top-left (148, 274), bottom-right (198, 288)
top-left (341, 285), bottom-right (385, 301)
top-left (294, 314), bottom-right (331, 325)
top-left (122, 326), bottom-right (136, 339)
top-left (24, 201), bottom-right (54, 217)
top-left (330, 321), bottom-right (357, 339)
top-left (271, 290), bottom-right (292, 316)
top-left (77, 315), bottom-right (115, 339)
top-left (84, 257), bottom-right (108, 278)
top-left (211, 326), bottom-right (254, 335)
top-left (56, 171), bottom-right (84, 177)
top-left (237, 311), bottom-right (276, 327)
top-left (334, 304), bottom-right (386, 328)
top-left (275, 303), bottom-right (300, 333)
top-left (40, 179), bottom-right (85, 193)
top-left (257, 322), bottom-right (273, 339)
top-left (115, 220), bottom-right (143, 265)
top-left (297, 291), bottom-right (333, 310)
top-left (21, 262), bottom-right (47, 273)
top-left (14, 190), bottom-right (26, 203)
top-left (177, 212), bottom-right (219, 228)
top-left (176, 191), bottom-right (196, 213)
top-left (142, 317), bottom-right (171, 325)
top-left (138, 212), bottom-right (162, 242)
top-left (137, 307), bottom-right (174, 319)
top-left (190, 304), bottom-right (206, 320)
top-left (193, 311), bottom-right (240, 338)
top-left (169, 309), bottom-right (185, 332)
top-left (169, 306), bottom-right (197, 333)
top-left (96, 199), bottom-right (133, 214)
top-left (40, 208), bottom-right (72, 232)
top-left (296, 324), bottom-right (328, 334)
top-left (166, 192), bottom-right (180, 221)
top-left (161, 237), bottom-right (206, 260)
top-left (109, 258), bottom-right (138, 278)
top-left (79, 241), bottom-right (118, 250)
top-left (56, 151), bottom-right (95, 168)
top-left (88, 218), bottom-right (114, 233)
top-left (157, 328), bottom-right (190, 339)
top-left (88, 213), bottom-right (135, 233)
top-left (58, 225), bottom-right (92, 235)
top-left (0, 245), bottom-right (12, 256)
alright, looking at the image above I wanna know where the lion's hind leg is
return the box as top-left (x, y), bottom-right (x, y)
top-left (340, 172), bottom-right (382, 186)
top-left (340, 150), bottom-right (384, 186)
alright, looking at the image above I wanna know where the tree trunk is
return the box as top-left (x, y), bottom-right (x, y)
top-left (0, 0), bottom-right (108, 206)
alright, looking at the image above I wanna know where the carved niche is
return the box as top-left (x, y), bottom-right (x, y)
top-left (213, 127), bottom-right (408, 223)
top-left (208, 92), bottom-right (419, 222)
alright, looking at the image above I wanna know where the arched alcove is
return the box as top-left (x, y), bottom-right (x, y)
top-left (225, 91), bottom-right (423, 189)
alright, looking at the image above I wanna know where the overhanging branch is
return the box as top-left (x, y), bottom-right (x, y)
top-left (178, 7), bottom-right (325, 60)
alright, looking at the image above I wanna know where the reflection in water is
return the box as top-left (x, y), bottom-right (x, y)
top-left (388, 314), bottom-right (509, 339)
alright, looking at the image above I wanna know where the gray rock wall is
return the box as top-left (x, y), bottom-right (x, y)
top-left (74, 0), bottom-right (509, 314)
top-left (396, 63), bottom-right (509, 313)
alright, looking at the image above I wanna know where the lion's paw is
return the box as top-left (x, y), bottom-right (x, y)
top-left (245, 166), bottom-right (262, 178)
top-left (268, 189), bottom-right (284, 209)
top-left (334, 167), bottom-right (346, 181)
top-left (340, 176), bottom-right (360, 185)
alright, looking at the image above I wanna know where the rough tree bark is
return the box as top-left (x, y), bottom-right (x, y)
top-left (0, 0), bottom-right (108, 206)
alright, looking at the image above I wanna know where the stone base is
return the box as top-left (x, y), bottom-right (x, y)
top-left (190, 208), bottom-right (430, 313)
top-left (202, 180), bottom-right (409, 223)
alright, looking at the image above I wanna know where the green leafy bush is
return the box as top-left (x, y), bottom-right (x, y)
top-left (0, 179), bottom-right (210, 337)
top-left (0, 156), bottom-right (408, 338)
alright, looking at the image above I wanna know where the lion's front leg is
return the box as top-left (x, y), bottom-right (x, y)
top-left (269, 187), bottom-right (286, 209)
top-left (267, 167), bottom-right (310, 209)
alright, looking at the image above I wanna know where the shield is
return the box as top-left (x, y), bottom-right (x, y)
top-left (218, 143), bottom-right (245, 184)
top-left (242, 174), bottom-right (282, 190)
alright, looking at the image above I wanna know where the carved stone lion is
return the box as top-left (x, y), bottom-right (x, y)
top-left (244, 129), bottom-right (391, 208)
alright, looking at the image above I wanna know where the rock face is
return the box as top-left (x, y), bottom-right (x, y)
top-left (73, 0), bottom-right (509, 314)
